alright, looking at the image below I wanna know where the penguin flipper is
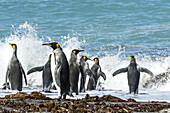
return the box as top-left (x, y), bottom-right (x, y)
top-left (19, 62), bottom-right (27, 86)
top-left (27, 66), bottom-right (44, 75)
top-left (138, 66), bottom-right (154, 76)
top-left (86, 69), bottom-right (93, 77)
top-left (112, 67), bottom-right (128, 77)
top-left (99, 71), bottom-right (106, 80)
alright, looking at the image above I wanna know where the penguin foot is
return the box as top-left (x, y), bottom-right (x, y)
top-left (80, 88), bottom-right (85, 93)
top-left (68, 92), bottom-right (74, 97)
top-left (63, 94), bottom-right (66, 99)
top-left (57, 96), bottom-right (62, 100)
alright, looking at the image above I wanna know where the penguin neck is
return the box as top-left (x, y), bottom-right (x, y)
top-left (54, 47), bottom-right (62, 51)
top-left (70, 53), bottom-right (77, 62)
top-left (53, 47), bottom-right (62, 53)
top-left (95, 61), bottom-right (99, 65)
top-left (130, 61), bottom-right (137, 66)
top-left (80, 57), bottom-right (86, 65)
top-left (130, 59), bottom-right (136, 64)
top-left (12, 49), bottom-right (18, 58)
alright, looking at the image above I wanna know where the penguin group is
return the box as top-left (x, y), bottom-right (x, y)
top-left (4, 41), bottom-right (154, 99)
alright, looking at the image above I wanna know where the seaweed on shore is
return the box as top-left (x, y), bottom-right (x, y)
top-left (0, 92), bottom-right (169, 112)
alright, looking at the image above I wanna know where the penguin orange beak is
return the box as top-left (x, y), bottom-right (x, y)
top-left (42, 42), bottom-right (60, 50)
top-left (73, 49), bottom-right (84, 55)
top-left (42, 43), bottom-right (52, 46)
top-left (77, 50), bottom-right (84, 53)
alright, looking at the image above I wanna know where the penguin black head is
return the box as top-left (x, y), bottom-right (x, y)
top-left (92, 58), bottom-right (99, 62)
top-left (42, 42), bottom-right (61, 50)
top-left (9, 43), bottom-right (17, 50)
top-left (130, 56), bottom-right (136, 63)
top-left (82, 56), bottom-right (91, 61)
top-left (72, 49), bottom-right (84, 55)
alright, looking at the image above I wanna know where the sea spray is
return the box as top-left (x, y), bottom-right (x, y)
top-left (0, 22), bottom-right (169, 93)
top-left (0, 22), bottom-right (51, 87)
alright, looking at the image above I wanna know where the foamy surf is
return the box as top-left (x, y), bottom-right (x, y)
top-left (0, 22), bottom-right (169, 102)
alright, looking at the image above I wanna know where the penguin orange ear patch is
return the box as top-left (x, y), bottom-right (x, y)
top-left (73, 51), bottom-right (76, 54)
top-left (12, 45), bottom-right (15, 50)
top-left (130, 56), bottom-right (135, 59)
top-left (94, 58), bottom-right (98, 62)
top-left (56, 43), bottom-right (60, 48)
top-left (83, 56), bottom-right (86, 60)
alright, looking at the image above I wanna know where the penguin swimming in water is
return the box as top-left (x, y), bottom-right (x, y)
top-left (27, 54), bottom-right (53, 92)
top-left (79, 56), bottom-right (91, 92)
top-left (87, 58), bottom-right (106, 90)
top-left (112, 56), bottom-right (154, 94)
top-left (69, 49), bottom-right (84, 95)
top-left (43, 42), bottom-right (72, 99)
top-left (5, 43), bottom-right (27, 91)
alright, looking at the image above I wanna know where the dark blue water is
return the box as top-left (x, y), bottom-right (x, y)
top-left (0, 1), bottom-right (169, 55)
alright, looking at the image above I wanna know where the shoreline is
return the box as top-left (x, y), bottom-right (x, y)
top-left (0, 91), bottom-right (170, 112)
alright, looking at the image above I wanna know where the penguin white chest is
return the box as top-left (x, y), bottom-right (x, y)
top-left (51, 51), bottom-right (62, 96)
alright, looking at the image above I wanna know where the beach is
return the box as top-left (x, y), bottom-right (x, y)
top-left (0, 91), bottom-right (170, 112)
top-left (0, 0), bottom-right (169, 112)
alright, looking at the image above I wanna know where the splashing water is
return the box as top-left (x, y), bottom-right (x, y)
top-left (0, 22), bottom-right (170, 101)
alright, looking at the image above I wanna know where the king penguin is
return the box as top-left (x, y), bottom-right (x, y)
top-left (87, 58), bottom-right (106, 90)
top-left (79, 56), bottom-right (91, 92)
top-left (27, 54), bottom-right (53, 92)
top-left (69, 49), bottom-right (84, 95)
top-left (112, 56), bottom-right (154, 94)
top-left (5, 43), bottom-right (27, 91)
top-left (43, 42), bottom-right (72, 99)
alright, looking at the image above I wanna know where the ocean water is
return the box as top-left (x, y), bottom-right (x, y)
top-left (0, 0), bottom-right (170, 102)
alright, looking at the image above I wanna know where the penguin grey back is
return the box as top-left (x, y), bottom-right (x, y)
top-left (27, 54), bottom-right (53, 92)
top-left (42, 54), bottom-right (53, 91)
top-left (112, 56), bottom-right (154, 94)
top-left (79, 56), bottom-right (90, 92)
top-left (87, 58), bottom-right (106, 90)
top-left (69, 49), bottom-right (84, 95)
top-left (6, 43), bottom-right (27, 91)
top-left (127, 56), bottom-right (140, 93)
top-left (43, 42), bottom-right (72, 99)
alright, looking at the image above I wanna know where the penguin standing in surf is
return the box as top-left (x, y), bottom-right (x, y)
top-left (43, 42), bottom-right (72, 99)
top-left (5, 43), bottom-right (27, 91)
top-left (69, 49), bottom-right (84, 95)
top-left (87, 58), bottom-right (106, 90)
top-left (27, 54), bottom-right (53, 92)
top-left (112, 56), bottom-right (154, 94)
top-left (79, 56), bottom-right (91, 92)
